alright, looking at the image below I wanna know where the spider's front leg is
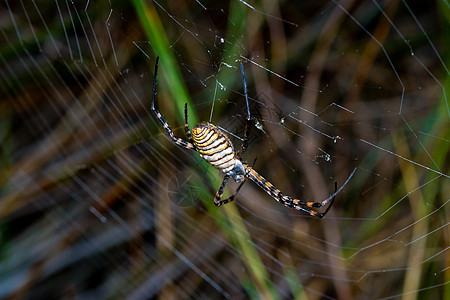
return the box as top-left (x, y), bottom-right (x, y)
top-left (236, 62), bottom-right (251, 159)
top-left (151, 57), bottom-right (196, 150)
top-left (184, 103), bottom-right (194, 144)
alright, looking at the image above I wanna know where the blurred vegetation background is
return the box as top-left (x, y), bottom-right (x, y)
top-left (0, 0), bottom-right (449, 299)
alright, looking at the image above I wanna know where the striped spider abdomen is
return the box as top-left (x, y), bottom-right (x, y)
top-left (192, 122), bottom-right (237, 174)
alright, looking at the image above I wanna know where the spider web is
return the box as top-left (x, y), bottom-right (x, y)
top-left (1, 0), bottom-right (449, 299)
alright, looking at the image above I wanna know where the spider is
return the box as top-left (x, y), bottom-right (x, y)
top-left (151, 57), bottom-right (356, 218)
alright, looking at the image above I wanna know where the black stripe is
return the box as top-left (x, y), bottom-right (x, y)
top-left (216, 177), bottom-right (229, 198)
top-left (194, 131), bottom-right (210, 144)
top-left (197, 137), bottom-right (228, 152)
top-left (199, 144), bottom-right (233, 160)
top-left (209, 153), bottom-right (234, 165)
top-left (280, 194), bottom-right (293, 207)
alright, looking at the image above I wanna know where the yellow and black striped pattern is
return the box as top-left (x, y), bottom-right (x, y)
top-left (192, 122), bottom-right (236, 173)
top-left (245, 166), bottom-right (333, 217)
top-left (153, 111), bottom-right (195, 150)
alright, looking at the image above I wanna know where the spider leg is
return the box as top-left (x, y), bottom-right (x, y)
top-left (214, 175), bottom-right (248, 206)
top-left (237, 62), bottom-right (251, 159)
top-left (214, 158), bottom-right (256, 206)
top-left (245, 166), bottom-right (336, 218)
top-left (316, 182), bottom-right (337, 218)
top-left (214, 174), bottom-right (230, 206)
top-left (184, 103), bottom-right (194, 144)
top-left (245, 167), bottom-right (357, 218)
top-left (151, 57), bottom-right (196, 150)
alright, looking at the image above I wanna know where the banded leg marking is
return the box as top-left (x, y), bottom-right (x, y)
top-left (151, 57), bottom-right (195, 150)
top-left (245, 167), bottom-right (336, 218)
top-left (214, 175), bottom-right (248, 207)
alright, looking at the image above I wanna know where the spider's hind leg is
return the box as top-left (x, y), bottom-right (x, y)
top-left (307, 182), bottom-right (337, 218)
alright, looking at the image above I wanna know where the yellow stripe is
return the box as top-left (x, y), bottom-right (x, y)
top-left (197, 129), bottom-right (208, 139)
top-left (195, 133), bottom-right (216, 146)
top-left (201, 137), bottom-right (227, 151)
top-left (195, 132), bottom-right (217, 147)
top-left (194, 128), bottom-right (208, 140)
top-left (197, 140), bottom-right (229, 155)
